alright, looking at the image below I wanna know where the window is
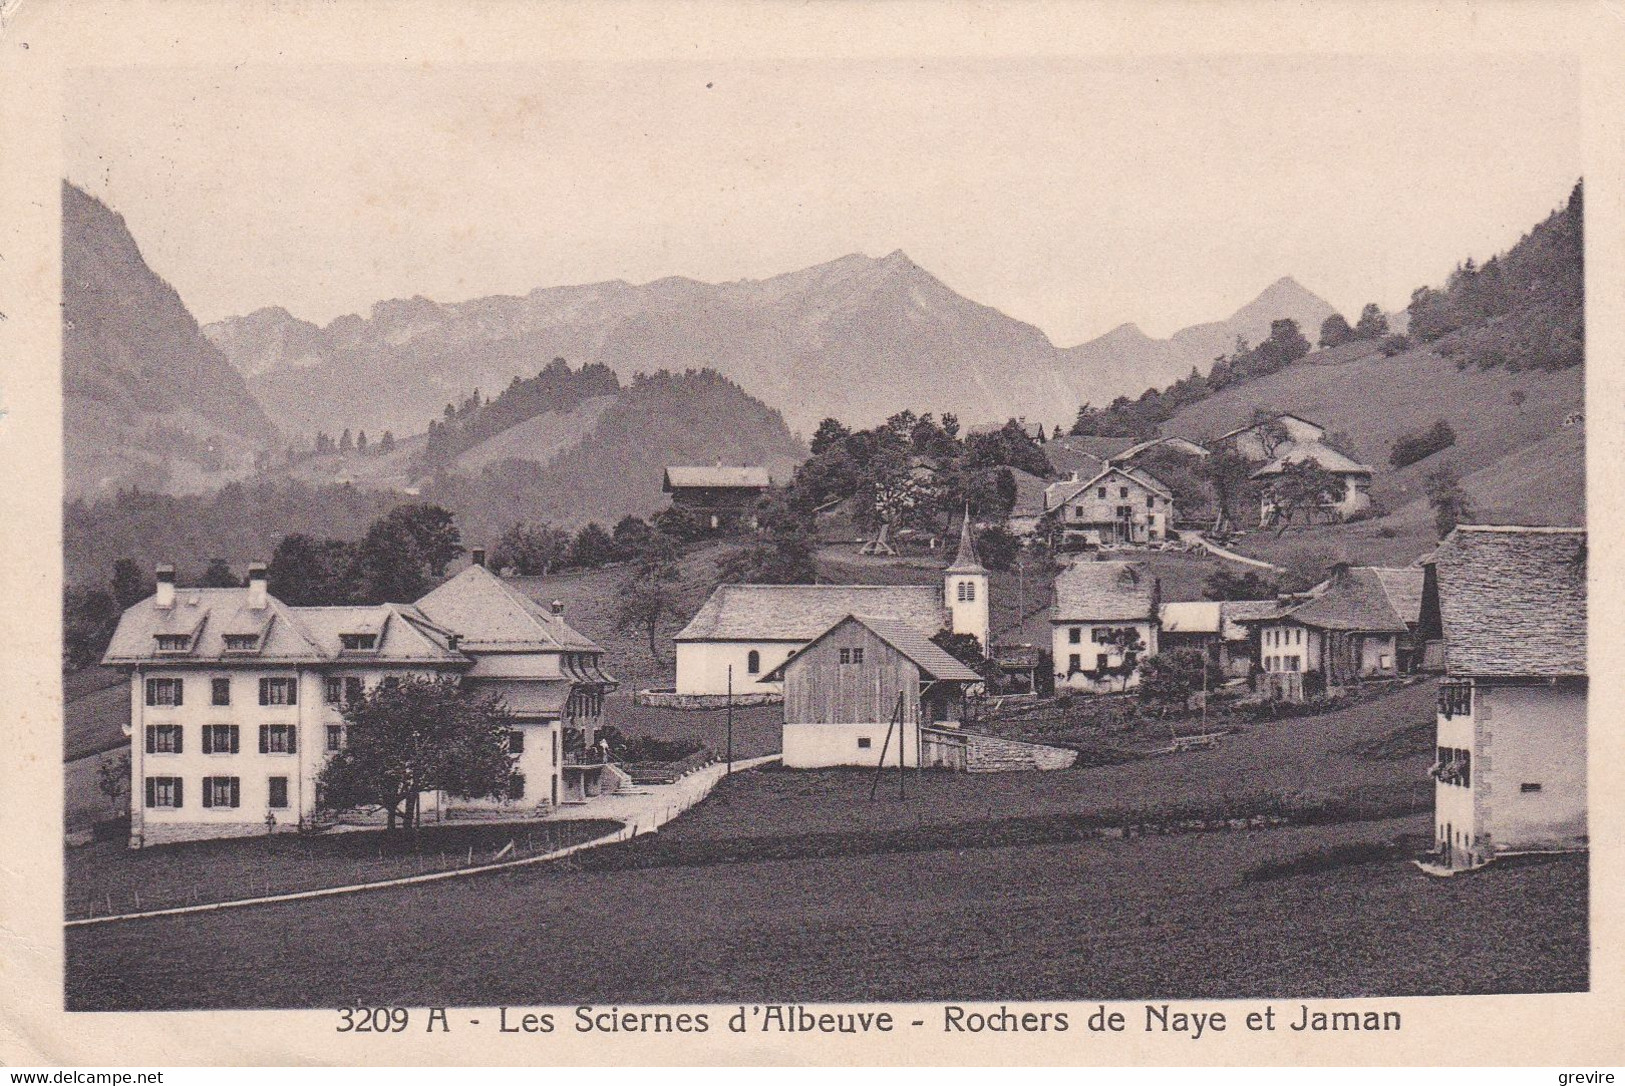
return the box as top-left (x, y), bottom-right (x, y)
top-left (958, 581), bottom-right (976, 603)
top-left (856, 737), bottom-right (872, 750)
top-left (553, 730), bottom-right (559, 767)
top-left (145, 677), bottom-right (184, 707)
top-left (144, 776), bottom-right (183, 808)
top-left (202, 776), bottom-right (241, 809)
top-left (326, 724), bottom-right (344, 752)
top-left (202, 724), bottom-right (240, 754)
top-left (259, 724), bottom-right (298, 754)
top-left (1147, 495), bottom-right (1156, 508)
top-left (851, 647), bottom-right (864, 664)
top-left (340, 633), bottom-right (378, 651)
top-left (259, 677), bottom-right (298, 706)
top-left (746, 650), bottom-right (760, 674)
top-left (211, 677), bottom-right (231, 706)
top-left (223, 634), bottom-right (259, 652)
top-left (145, 724), bottom-right (183, 754)
top-left (1068, 653), bottom-right (1081, 672)
top-left (155, 635), bottom-right (191, 652)
top-left (1069, 627), bottom-right (1081, 645)
top-left (1096, 653), bottom-right (1110, 670)
top-left (1116, 505), bottom-right (1132, 518)
top-left (1521, 782), bottom-right (1543, 793)
top-left (345, 677), bottom-right (364, 702)
top-left (268, 776), bottom-right (289, 809)
top-left (1097, 486), bottom-right (1106, 498)
top-left (324, 677), bottom-right (343, 704)
top-left (1434, 746), bottom-right (1471, 788)
top-left (1286, 657), bottom-right (1300, 673)
top-left (1295, 628), bottom-right (1303, 645)
top-left (839, 648), bottom-right (850, 664)
top-left (508, 773), bottom-right (526, 801)
top-left (508, 730), bottom-right (525, 754)
top-left (1119, 486), bottom-right (1129, 498)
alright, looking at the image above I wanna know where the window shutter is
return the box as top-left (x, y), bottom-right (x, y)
top-left (202, 779), bottom-right (213, 808)
top-left (259, 679), bottom-right (269, 706)
top-left (145, 727), bottom-right (156, 754)
top-left (202, 727), bottom-right (214, 755)
top-left (174, 777), bottom-right (182, 808)
top-left (231, 727), bottom-right (240, 754)
top-left (230, 778), bottom-right (241, 808)
top-left (175, 727), bottom-right (183, 754)
top-left (145, 777), bottom-right (155, 808)
top-left (259, 726), bottom-right (269, 754)
top-left (174, 678), bottom-right (183, 706)
top-left (287, 727), bottom-right (296, 753)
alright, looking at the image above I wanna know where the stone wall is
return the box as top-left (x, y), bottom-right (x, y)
top-left (635, 689), bottom-right (783, 710)
top-left (926, 728), bottom-right (1077, 773)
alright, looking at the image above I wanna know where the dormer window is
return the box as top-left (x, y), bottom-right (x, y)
top-left (223, 634), bottom-right (260, 653)
top-left (155, 635), bottom-right (192, 653)
top-left (340, 633), bottom-right (378, 652)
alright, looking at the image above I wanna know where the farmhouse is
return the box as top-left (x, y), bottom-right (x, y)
top-left (1156, 600), bottom-right (1272, 679)
top-left (1210, 413), bottom-right (1327, 461)
top-left (415, 551), bottom-right (619, 809)
top-left (108, 564), bottom-right (468, 847)
top-left (1044, 465), bottom-right (1175, 546)
top-left (662, 464), bottom-right (771, 532)
top-left (1241, 566), bottom-right (1425, 701)
top-left (1051, 560), bottom-right (1160, 693)
top-left (1251, 443), bottom-right (1374, 525)
top-left (766, 614), bottom-right (982, 768)
top-left (107, 550), bottom-right (621, 847)
top-left (1426, 525), bottom-right (1586, 869)
top-left (673, 511), bottom-right (990, 697)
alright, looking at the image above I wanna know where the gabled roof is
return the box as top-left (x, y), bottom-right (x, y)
top-left (1250, 442), bottom-right (1373, 477)
top-left (1371, 567), bottom-right (1426, 627)
top-left (102, 591), bottom-right (466, 666)
top-left (1430, 525), bottom-right (1586, 679)
top-left (1159, 601), bottom-right (1223, 635)
top-left (1043, 435), bottom-right (1118, 479)
top-left (675, 583), bottom-right (944, 642)
top-left (763, 614), bottom-right (981, 682)
top-left (415, 564), bottom-right (602, 652)
top-left (1006, 467), bottom-right (1051, 518)
top-left (1272, 567), bottom-right (1411, 633)
top-left (1045, 464), bottom-right (1173, 510)
top-left (1219, 599), bottom-right (1284, 640)
top-left (1214, 413), bottom-right (1326, 445)
top-left (1112, 436), bottom-right (1211, 462)
top-left (1052, 561), bottom-right (1157, 623)
top-left (663, 465), bottom-right (771, 490)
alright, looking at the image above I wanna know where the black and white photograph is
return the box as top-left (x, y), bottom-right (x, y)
top-left (2, 0), bottom-right (1620, 1071)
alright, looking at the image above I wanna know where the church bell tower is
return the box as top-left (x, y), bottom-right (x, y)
top-left (945, 507), bottom-right (991, 653)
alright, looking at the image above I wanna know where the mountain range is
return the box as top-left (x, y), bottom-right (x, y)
top-left (203, 255), bottom-right (1340, 440)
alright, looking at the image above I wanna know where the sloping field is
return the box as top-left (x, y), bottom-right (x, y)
top-left (451, 394), bottom-right (618, 475)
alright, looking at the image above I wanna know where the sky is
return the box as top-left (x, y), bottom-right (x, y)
top-left (65, 55), bottom-right (1580, 345)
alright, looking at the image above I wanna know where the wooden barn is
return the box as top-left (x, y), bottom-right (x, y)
top-left (765, 614), bottom-right (982, 768)
top-left (662, 464), bottom-right (771, 532)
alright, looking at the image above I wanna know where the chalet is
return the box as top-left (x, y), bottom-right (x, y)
top-left (1044, 465), bottom-right (1174, 546)
top-left (415, 552), bottom-right (619, 809)
top-left (673, 512), bottom-right (990, 696)
top-left (108, 551), bottom-right (620, 847)
top-left (1051, 560), bottom-right (1160, 692)
top-left (108, 563), bottom-right (468, 848)
top-left (1210, 413), bottom-right (1327, 462)
top-left (662, 464), bottom-right (771, 532)
top-left (1156, 599), bottom-right (1274, 679)
top-left (1426, 525), bottom-right (1587, 869)
top-left (1241, 566), bottom-right (1425, 701)
top-left (765, 614), bottom-right (981, 768)
top-left (1252, 444), bottom-right (1374, 525)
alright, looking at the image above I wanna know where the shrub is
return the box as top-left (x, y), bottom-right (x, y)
top-left (1389, 419), bottom-right (1457, 469)
top-left (1380, 333), bottom-right (1412, 357)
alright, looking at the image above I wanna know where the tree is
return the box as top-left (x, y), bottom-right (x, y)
top-left (356, 431), bottom-right (369, 453)
top-left (1196, 447), bottom-right (1256, 531)
top-left (352, 504), bottom-right (464, 602)
top-left (1509, 389), bottom-right (1528, 411)
top-left (1425, 467), bottom-right (1474, 539)
top-left (379, 430), bottom-right (396, 453)
top-left (317, 675), bottom-right (517, 831)
top-left (1203, 569), bottom-right (1279, 601)
top-left (111, 558), bottom-right (151, 609)
top-left (1318, 313), bottom-right (1355, 348)
top-left (1138, 648), bottom-right (1211, 713)
top-left (64, 586), bottom-right (120, 669)
top-left (96, 751), bottom-right (131, 818)
top-left (198, 558), bottom-right (240, 587)
top-left (1278, 542), bottom-right (1344, 594)
top-left (930, 629), bottom-right (1001, 685)
top-left (268, 533), bottom-right (360, 605)
top-left (1354, 303), bottom-right (1390, 340)
top-left (611, 515), bottom-right (655, 555)
top-left (975, 524), bottom-right (1019, 572)
top-left (651, 506), bottom-right (704, 544)
top-left (717, 500), bottom-right (819, 584)
top-left (1390, 419), bottom-right (1457, 468)
top-left (613, 538), bottom-right (683, 663)
top-left (1248, 409), bottom-right (1293, 459)
top-left (339, 429), bottom-right (353, 453)
top-left (490, 522), bottom-right (571, 576)
top-left (1264, 457), bottom-right (1343, 534)
top-left (809, 417), bottom-right (851, 456)
top-left (567, 522), bottom-right (617, 569)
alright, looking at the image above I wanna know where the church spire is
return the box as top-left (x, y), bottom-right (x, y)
top-left (947, 505), bottom-right (986, 574)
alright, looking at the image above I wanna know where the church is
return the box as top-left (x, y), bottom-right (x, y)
top-left (671, 513), bottom-right (991, 697)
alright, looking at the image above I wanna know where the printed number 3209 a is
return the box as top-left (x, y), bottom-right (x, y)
top-left (337, 1007), bottom-right (410, 1032)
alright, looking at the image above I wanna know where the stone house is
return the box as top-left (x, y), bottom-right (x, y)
top-left (1050, 560), bottom-right (1160, 692)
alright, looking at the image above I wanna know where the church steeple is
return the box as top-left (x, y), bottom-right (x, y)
top-left (947, 506), bottom-right (986, 574)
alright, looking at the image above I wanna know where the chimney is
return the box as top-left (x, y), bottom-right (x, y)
top-left (247, 562), bottom-right (268, 610)
top-left (471, 547), bottom-right (486, 568)
top-left (550, 599), bottom-right (565, 616)
top-left (154, 564), bottom-right (175, 610)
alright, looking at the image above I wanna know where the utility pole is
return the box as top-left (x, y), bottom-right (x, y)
top-left (725, 664), bottom-right (734, 777)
